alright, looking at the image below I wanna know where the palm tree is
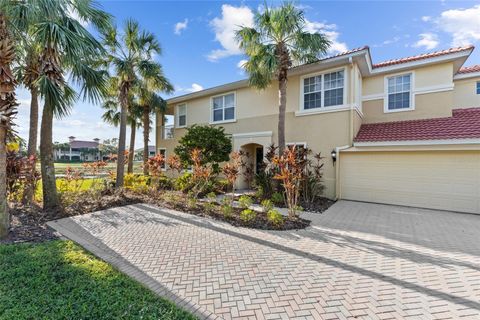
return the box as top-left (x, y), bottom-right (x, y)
top-left (104, 19), bottom-right (171, 187)
top-left (0, 12), bottom-right (18, 238)
top-left (236, 2), bottom-right (330, 153)
top-left (4, 0), bottom-right (111, 210)
top-left (101, 93), bottom-right (142, 174)
top-left (137, 86), bottom-right (171, 175)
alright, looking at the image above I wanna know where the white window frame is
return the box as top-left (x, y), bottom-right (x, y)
top-left (176, 103), bottom-right (187, 128)
top-left (299, 67), bottom-right (347, 113)
top-left (210, 91), bottom-right (236, 124)
top-left (157, 148), bottom-right (166, 170)
top-left (384, 71), bottom-right (415, 113)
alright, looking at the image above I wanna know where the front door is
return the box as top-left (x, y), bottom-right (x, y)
top-left (255, 146), bottom-right (264, 174)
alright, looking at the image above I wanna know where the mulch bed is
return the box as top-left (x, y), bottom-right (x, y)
top-left (2, 189), bottom-right (332, 244)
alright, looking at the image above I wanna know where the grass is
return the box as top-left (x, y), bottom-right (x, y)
top-left (36, 162), bottom-right (144, 175)
top-left (0, 240), bottom-right (196, 320)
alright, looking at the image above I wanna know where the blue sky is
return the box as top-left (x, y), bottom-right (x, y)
top-left (16, 0), bottom-right (480, 147)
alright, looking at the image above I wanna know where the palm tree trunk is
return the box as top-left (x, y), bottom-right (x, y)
top-left (278, 75), bottom-right (287, 154)
top-left (22, 88), bottom-right (39, 204)
top-left (0, 12), bottom-right (17, 238)
top-left (127, 122), bottom-right (136, 174)
top-left (142, 107), bottom-right (150, 175)
top-left (0, 127), bottom-right (7, 238)
top-left (116, 95), bottom-right (128, 187)
top-left (40, 103), bottom-right (59, 210)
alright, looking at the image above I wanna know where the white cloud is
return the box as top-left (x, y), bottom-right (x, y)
top-left (413, 33), bottom-right (439, 50)
top-left (237, 59), bottom-right (247, 69)
top-left (207, 4), bottom-right (254, 61)
top-left (176, 83), bottom-right (204, 94)
top-left (174, 19), bottom-right (188, 35)
top-left (67, 8), bottom-right (88, 28)
top-left (304, 20), bottom-right (348, 54)
top-left (437, 5), bottom-right (480, 46)
top-left (421, 16), bottom-right (432, 22)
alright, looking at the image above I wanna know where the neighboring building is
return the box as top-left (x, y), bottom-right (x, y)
top-left (134, 146), bottom-right (156, 160)
top-left (54, 136), bottom-right (102, 162)
top-left (157, 45), bottom-right (480, 214)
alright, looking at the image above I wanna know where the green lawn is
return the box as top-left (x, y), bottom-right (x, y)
top-left (35, 162), bottom-right (144, 175)
top-left (0, 240), bottom-right (196, 320)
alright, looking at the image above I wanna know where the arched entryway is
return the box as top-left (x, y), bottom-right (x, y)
top-left (232, 131), bottom-right (272, 190)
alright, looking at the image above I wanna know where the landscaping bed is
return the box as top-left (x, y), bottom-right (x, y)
top-left (0, 240), bottom-right (195, 319)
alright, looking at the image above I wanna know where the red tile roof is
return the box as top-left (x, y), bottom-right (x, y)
top-left (354, 108), bottom-right (480, 143)
top-left (458, 65), bottom-right (480, 74)
top-left (372, 45), bottom-right (474, 68)
top-left (70, 140), bottom-right (99, 148)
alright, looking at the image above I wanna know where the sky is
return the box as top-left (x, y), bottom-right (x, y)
top-left (15, 0), bottom-right (480, 148)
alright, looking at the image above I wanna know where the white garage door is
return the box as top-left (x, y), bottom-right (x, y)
top-left (339, 150), bottom-right (480, 214)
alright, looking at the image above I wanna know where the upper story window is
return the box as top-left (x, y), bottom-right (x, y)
top-left (212, 93), bottom-right (235, 123)
top-left (476, 81), bottom-right (480, 94)
top-left (386, 73), bottom-right (412, 111)
top-left (177, 104), bottom-right (187, 127)
top-left (303, 70), bottom-right (344, 110)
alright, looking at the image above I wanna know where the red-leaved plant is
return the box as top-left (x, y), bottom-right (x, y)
top-left (222, 151), bottom-right (242, 201)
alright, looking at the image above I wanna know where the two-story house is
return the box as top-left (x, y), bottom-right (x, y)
top-left (157, 45), bottom-right (480, 214)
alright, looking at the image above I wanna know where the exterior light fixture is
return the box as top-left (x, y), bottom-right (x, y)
top-left (331, 149), bottom-right (337, 163)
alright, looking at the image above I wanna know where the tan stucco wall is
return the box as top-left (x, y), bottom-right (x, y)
top-left (453, 77), bottom-right (480, 108)
top-left (156, 109), bottom-right (353, 199)
top-left (362, 62), bottom-right (454, 123)
top-left (362, 90), bottom-right (453, 123)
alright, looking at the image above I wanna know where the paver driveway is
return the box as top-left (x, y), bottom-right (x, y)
top-left (48, 201), bottom-right (480, 320)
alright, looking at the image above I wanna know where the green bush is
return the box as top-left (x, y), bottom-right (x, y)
top-left (215, 178), bottom-right (231, 192)
top-left (155, 176), bottom-right (173, 190)
top-left (240, 209), bottom-right (257, 223)
top-left (174, 125), bottom-right (232, 172)
top-left (221, 203), bottom-right (234, 219)
top-left (261, 199), bottom-right (274, 212)
top-left (174, 172), bottom-right (194, 192)
top-left (124, 174), bottom-right (150, 193)
top-left (238, 195), bottom-right (253, 209)
top-left (271, 192), bottom-right (284, 206)
top-left (267, 209), bottom-right (284, 227)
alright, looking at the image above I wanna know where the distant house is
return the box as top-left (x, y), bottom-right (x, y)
top-left (54, 136), bottom-right (102, 162)
top-left (134, 145), bottom-right (156, 160)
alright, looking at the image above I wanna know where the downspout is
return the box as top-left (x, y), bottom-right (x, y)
top-left (348, 56), bottom-right (355, 142)
top-left (334, 145), bottom-right (351, 200)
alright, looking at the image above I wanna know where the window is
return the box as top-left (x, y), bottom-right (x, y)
top-left (476, 81), bottom-right (480, 95)
top-left (158, 148), bottom-right (166, 169)
top-left (212, 93), bottom-right (235, 122)
top-left (387, 74), bottom-right (412, 111)
top-left (302, 70), bottom-right (344, 110)
top-left (177, 104), bottom-right (186, 127)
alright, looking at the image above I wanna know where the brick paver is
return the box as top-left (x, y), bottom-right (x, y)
top-left (48, 201), bottom-right (480, 319)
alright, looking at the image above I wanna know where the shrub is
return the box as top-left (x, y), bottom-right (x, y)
top-left (261, 199), bottom-right (274, 212)
top-left (271, 192), bottom-right (284, 206)
top-left (240, 209), bottom-right (256, 223)
top-left (147, 154), bottom-right (165, 177)
top-left (190, 148), bottom-right (216, 198)
top-left (215, 179), bottom-right (231, 193)
top-left (267, 209), bottom-right (284, 227)
top-left (174, 125), bottom-right (232, 172)
top-left (238, 195), bottom-right (253, 209)
top-left (174, 172), bottom-right (194, 192)
top-left (124, 174), bottom-right (150, 193)
top-left (221, 198), bottom-right (234, 219)
top-left (6, 142), bottom-right (39, 202)
top-left (222, 151), bottom-right (241, 201)
top-left (165, 154), bottom-right (183, 174)
top-left (155, 176), bottom-right (174, 190)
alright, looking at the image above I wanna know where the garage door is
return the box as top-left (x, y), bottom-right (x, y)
top-left (339, 151), bottom-right (480, 214)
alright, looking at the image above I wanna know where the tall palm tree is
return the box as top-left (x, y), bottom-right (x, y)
top-left (137, 86), bottom-right (170, 175)
top-left (236, 2), bottom-right (330, 153)
top-left (0, 12), bottom-right (18, 238)
top-left (101, 94), bottom-right (142, 174)
top-left (104, 19), bottom-right (171, 187)
top-left (4, 0), bottom-right (111, 210)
